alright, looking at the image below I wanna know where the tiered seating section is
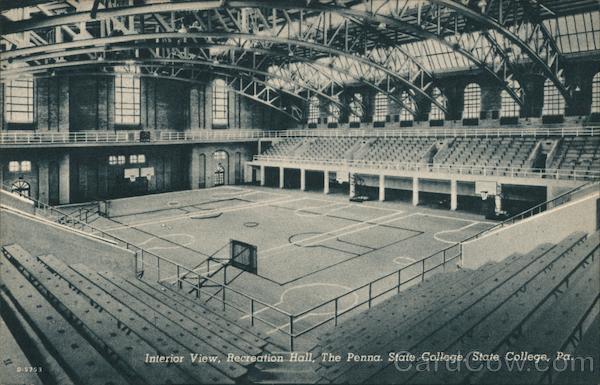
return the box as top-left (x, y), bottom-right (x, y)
top-left (0, 244), bottom-right (269, 385)
top-left (433, 137), bottom-right (537, 169)
top-left (361, 137), bottom-right (432, 164)
top-left (548, 136), bottom-right (600, 173)
top-left (314, 231), bottom-right (599, 384)
top-left (262, 135), bottom-right (597, 174)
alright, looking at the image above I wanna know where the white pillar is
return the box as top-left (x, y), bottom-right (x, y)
top-left (259, 165), bottom-right (265, 186)
top-left (59, 154), bottom-right (70, 204)
top-left (450, 179), bottom-right (458, 211)
top-left (323, 171), bottom-right (330, 194)
top-left (378, 174), bottom-right (385, 201)
top-left (279, 167), bottom-right (285, 189)
top-left (300, 169), bottom-right (306, 191)
top-left (189, 147), bottom-right (200, 190)
top-left (349, 173), bottom-right (356, 198)
top-left (412, 177), bottom-right (419, 206)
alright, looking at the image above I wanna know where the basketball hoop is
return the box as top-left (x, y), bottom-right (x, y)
top-left (480, 191), bottom-right (488, 200)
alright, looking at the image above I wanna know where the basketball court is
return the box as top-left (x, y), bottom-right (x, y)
top-left (87, 186), bottom-right (494, 333)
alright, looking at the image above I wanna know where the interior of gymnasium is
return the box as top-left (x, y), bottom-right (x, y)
top-left (0, 0), bottom-right (599, 384)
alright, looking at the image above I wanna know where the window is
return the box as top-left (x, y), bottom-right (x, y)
top-left (308, 96), bottom-right (320, 124)
top-left (8, 161), bottom-right (20, 172)
top-left (212, 79), bottom-right (228, 126)
top-left (7, 161), bottom-right (31, 173)
top-left (11, 180), bottom-right (30, 197)
top-left (374, 93), bottom-right (388, 122)
top-left (400, 91), bottom-right (415, 122)
top-left (129, 154), bottom-right (146, 164)
top-left (349, 93), bottom-right (363, 123)
top-left (5, 79), bottom-right (34, 123)
top-left (429, 88), bottom-right (446, 121)
top-left (328, 101), bottom-right (340, 123)
top-left (592, 73), bottom-right (600, 113)
top-left (463, 83), bottom-right (481, 119)
top-left (109, 155), bottom-right (126, 165)
top-left (543, 78), bottom-right (565, 116)
top-left (501, 81), bottom-right (521, 118)
top-left (214, 150), bottom-right (228, 161)
top-left (114, 65), bottom-right (140, 125)
top-left (20, 161), bottom-right (31, 172)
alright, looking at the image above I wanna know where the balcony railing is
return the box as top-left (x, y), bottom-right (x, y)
top-left (0, 125), bottom-right (597, 145)
top-left (252, 155), bottom-right (600, 181)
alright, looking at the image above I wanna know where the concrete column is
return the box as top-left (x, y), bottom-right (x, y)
top-left (189, 147), bottom-right (200, 190)
top-left (300, 169), bottom-right (306, 191)
top-left (259, 165), bottom-right (265, 186)
top-left (378, 175), bottom-right (386, 201)
top-left (323, 171), bottom-right (330, 194)
top-left (349, 173), bottom-right (356, 198)
top-left (412, 177), bottom-right (419, 206)
top-left (58, 154), bottom-right (70, 204)
top-left (450, 179), bottom-right (458, 211)
top-left (38, 162), bottom-right (49, 205)
top-left (279, 167), bottom-right (285, 189)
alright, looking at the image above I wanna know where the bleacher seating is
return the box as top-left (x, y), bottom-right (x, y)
top-left (314, 231), bottom-right (599, 384)
top-left (548, 136), bottom-right (600, 173)
top-left (259, 135), bottom-right (600, 179)
top-left (0, 243), bottom-right (273, 385)
top-left (361, 137), bottom-right (432, 164)
top-left (433, 137), bottom-right (537, 170)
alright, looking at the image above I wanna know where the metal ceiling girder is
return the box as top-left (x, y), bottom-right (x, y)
top-left (229, 0), bottom-right (537, 106)
top-left (2, 7), bottom-right (440, 113)
top-left (1, 54), bottom-right (338, 109)
top-left (0, 30), bottom-right (433, 111)
top-left (430, 0), bottom-right (572, 102)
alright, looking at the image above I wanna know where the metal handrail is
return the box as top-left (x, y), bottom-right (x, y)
top-left (0, 125), bottom-right (598, 145)
top-left (252, 155), bottom-right (600, 181)
top-left (0, 185), bottom-right (290, 328)
top-left (462, 181), bottom-right (600, 243)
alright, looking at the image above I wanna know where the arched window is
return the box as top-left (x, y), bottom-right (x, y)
top-left (328, 100), bottom-right (340, 123)
top-left (543, 78), bottom-right (565, 116)
top-left (212, 79), bottom-right (228, 126)
top-left (501, 80), bottom-right (521, 118)
top-left (400, 91), bottom-right (415, 122)
top-left (349, 93), bottom-right (363, 123)
top-left (592, 73), bottom-right (600, 113)
top-left (463, 83), bottom-right (481, 119)
top-left (11, 179), bottom-right (30, 197)
top-left (308, 96), bottom-right (319, 124)
top-left (213, 150), bottom-right (228, 186)
top-left (429, 88), bottom-right (446, 121)
top-left (373, 93), bottom-right (388, 122)
top-left (114, 65), bottom-right (140, 125)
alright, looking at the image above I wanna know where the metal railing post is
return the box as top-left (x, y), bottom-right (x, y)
top-left (157, 258), bottom-right (160, 281)
top-left (334, 298), bottom-right (339, 326)
top-left (422, 259), bottom-right (426, 282)
top-left (251, 300), bottom-right (255, 326)
top-left (177, 265), bottom-right (181, 289)
top-left (289, 316), bottom-right (294, 351)
top-left (397, 270), bottom-right (402, 293)
top-left (368, 283), bottom-right (372, 308)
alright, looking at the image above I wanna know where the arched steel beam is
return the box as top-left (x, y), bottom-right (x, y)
top-left (26, 65), bottom-right (304, 121)
top-left (6, 40), bottom-right (425, 115)
top-left (1, 56), bottom-right (343, 109)
top-left (0, 31), bottom-right (438, 113)
top-left (2, 1), bottom-right (224, 34)
top-left (430, 0), bottom-right (571, 102)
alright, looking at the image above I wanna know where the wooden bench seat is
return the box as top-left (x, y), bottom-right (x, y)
top-left (36, 254), bottom-right (233, 384)
top-left (99, 270), bottom-right (264, 355)
top-left (404, 233), bottom-right (598, 384)
top-left (0, 312), bottom-right (43, 385)
top-left (316, 245), bottom-right (552, 381)
top-left (318, 238), bottom-right (574, 383)
top-left (0, 247), bottom-right (129, 385)
top-left (138, 278), bottom-right (266, 344)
